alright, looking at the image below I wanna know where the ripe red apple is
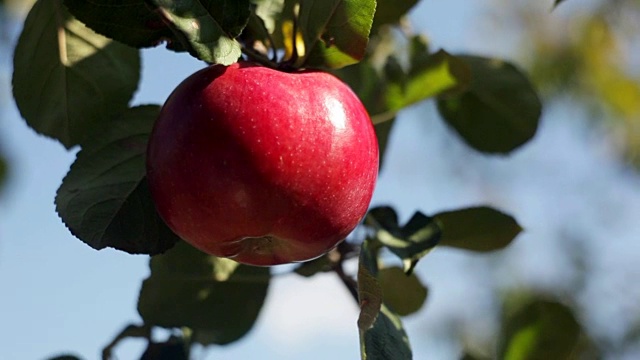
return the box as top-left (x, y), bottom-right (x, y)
top-left (146, 62), bottom-right (378, 266)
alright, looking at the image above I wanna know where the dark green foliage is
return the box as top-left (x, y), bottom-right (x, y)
top-left (12, 0), bottom-right (140, 148)
top-left (137, 241), bottom-right (270, 345)
top-left (357, 239), bottom-right (413, 360)
top-left (499, 298), bottom-right (582, 360)
top-left (55, 106), bottom-right (179, 255)
top-left (437, 56), bottom-right (542, 154)
top-left (435, 206), bottom-right (523, 252)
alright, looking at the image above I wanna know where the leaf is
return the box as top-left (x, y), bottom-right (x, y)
top-left (434, 206), bottom-right (522, 252)
top-left (499, 298), bottom-right (581, 360)
top-left (298, 0), bottom-right (376, 69)
top-left (366, 207), bottom-right (441, 274)
top-left (252, 0), bottom-right (285, 34)
top-left (357, 239), bottom-right (412, 360)
top-left (378, 266), bottom-right (428, 316)
top-left (137, 241), bottom-right (270, 346)
top-left (294, 254), bottom-right (332, 277)
top-left (357, 239), bottom-right (383, 331)
top-left (362, 304), bottom-right (412, 360)
top-left (12, 0), bottom-right (141, 148)
top-left (386, 49), bottom-right (471, 111)
top-left (140, 338), bottom-right (189, 360)
top-left (151, 0), bottom-right (249, 64)
top-left (372, 0), bottom-right (418, 30)
top-left (63, 0), bottom-right (180, 49)
top-left (55, 105), bottom-right (179, 255)
top-left (436, 55), bottom-right (542, 154)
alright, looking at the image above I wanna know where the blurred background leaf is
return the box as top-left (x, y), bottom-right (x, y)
top-left (434, 206), bottom-right (522, 252)
top-left (498, 297), bottom-right (582, 360)
top-left (378, 266), bottom-right (428, 316)
top-left (137, 241), bottom-right (270, 346)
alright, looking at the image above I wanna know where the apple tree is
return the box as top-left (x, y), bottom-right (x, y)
top-left (9, 0), bottom-right (580, 359)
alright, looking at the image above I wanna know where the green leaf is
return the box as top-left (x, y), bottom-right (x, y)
top-left (366, 207), bottom-right (441, 274)
top-left (63, 0), bottom-right (181, 50)
top-left (378, 266), bottom-right (427, 316)
top-left (140, 338), bottom-right (189, 360)
top-left (251, 0), bottom-right (285, 34)
top-left (357, 239), bottom-right (412, 360)
top-left (436, 55), bottom-right (542, 154)
top-left (386, 50), bottom-right (471, 111)
top-left (372, 0), bottom-right (417, 30)
top-left (499, 299), bottom-right (581, 360)
top-left (55, 105), bottom-right (179, 255)
top-left (298, 0), bottom-right (376, 69)
top-left (434, 206), bottom-right (522, 252)
top-left (138, 241), bottom-right (270, 345)
top-left (294, 254), bottom-right (332, 277)
top-left (151, 0), bottom-right (249, 64)
top-left (357, 238), bottom-right (383, 331)
top-left (362, 304), bottom-right (412, 360)
top-left (12, 0), bottom-right (141, 148)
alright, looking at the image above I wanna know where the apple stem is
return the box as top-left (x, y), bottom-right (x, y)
top-left (331, 241), bottom-right (360, 303)
top-left (371, 109), bottom-right (398, 125)
top-left (334, 260), bottom-right (359, 303)
top-left (241, 46), bottom-right (278, 69)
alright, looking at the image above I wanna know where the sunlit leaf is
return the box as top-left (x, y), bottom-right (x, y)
top-left (366, 207), bottom-right (441, 274)
top-left (252, 0), bottom-right (285, 34)
top-left (298, 0), bottom-right (375, 69)
top-left (434, 206), bottom-right (522, 252)
top-left (150, 0), bottom-right (249, 64)
top-left (55, 106), bottom-right (179, 255)
top-left (378, 266), bottom-right (428, 316)
top-left (436, 55), bottom-right (541, 154)
top-left (499, 298), bottom-right (581, 360)
top-left (12, 0), bottom-right (140, 148)
top-left (138, 241), bottom-right (270, 345)
top-left (386, 50), bottom-right (471, 111)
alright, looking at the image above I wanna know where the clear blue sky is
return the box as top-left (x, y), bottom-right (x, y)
top-left (1, 1), bottom-right (640, 359)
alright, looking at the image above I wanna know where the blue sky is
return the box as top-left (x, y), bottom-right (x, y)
top-left (2, 1), bottom-right (640, 359)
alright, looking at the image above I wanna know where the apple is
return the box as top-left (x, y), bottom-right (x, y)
top-left (146, 62), bottom-right (378, 266)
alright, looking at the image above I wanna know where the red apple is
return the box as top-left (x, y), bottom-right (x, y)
top-left (146, 62), bottom-right (378, 266)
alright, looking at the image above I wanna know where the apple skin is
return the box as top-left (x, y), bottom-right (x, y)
top-left (146, 62), bottom-right (378, 266)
